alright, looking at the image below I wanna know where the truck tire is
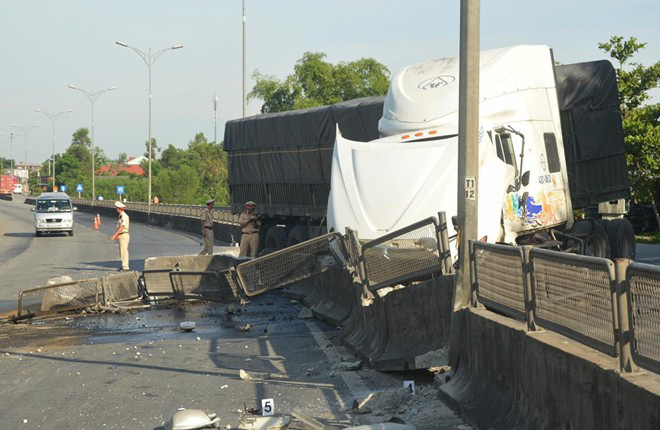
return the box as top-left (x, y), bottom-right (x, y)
top-left (264, 226), bottom-right (288, 250)
top-left (68, 230), bottom-right (74, 237)
top-left (570, 220), bottom-right (610, 258)
top-left (606, 218), bottom-right (636, 260)
top-left (35, 231), bottom-right (41, 237)
top-left (287, 226), bottom-right (309, 247)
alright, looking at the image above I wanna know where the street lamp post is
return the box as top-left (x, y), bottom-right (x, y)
top-left (68, 85), bottom-right (117, 203)
top-left (34, 108), bottom-right (72, 190)
top-left (242, 0), bottom-right (247, 117)
top-left (0, 132), bottom-right (21, 172)
top-left (115, 41), bottom-right (183, 214)
top-left (212, 94), bottom-right (219, 143)
top-left (10, 124), bottom-right (40, 168)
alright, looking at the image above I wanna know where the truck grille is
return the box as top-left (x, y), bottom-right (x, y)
top-left (46, 218), bottom-right (62, 223)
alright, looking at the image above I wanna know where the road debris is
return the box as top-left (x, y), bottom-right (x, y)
top-left (238, 415), bottom-right (290, 430)
top-left (239, 369), bottom-right (271, 381)
top-left (236, 323), bottom-right (251, 332)
top-left (164, 408), bottom-right (220, 429)
top-left (297, 308), bottom-right (313, 319)
top-left (180, 321), bottom-right (196, 332)
top-left (336, 360), bottom-right (363, 371)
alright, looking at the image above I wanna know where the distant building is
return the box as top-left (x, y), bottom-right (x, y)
top-left (126, 155), bottom-right (147, 165)
top-left (97, 163), bottom-right (145, 177)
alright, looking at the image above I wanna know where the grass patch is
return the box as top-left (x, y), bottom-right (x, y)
top-left (636, 230), bottom-right (660, 244)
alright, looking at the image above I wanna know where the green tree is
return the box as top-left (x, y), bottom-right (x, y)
top-left (249, 52), bottom-right (390, 113)
top-left (144, 138), bottom-right (161, 158)
top-left (599, 36), bottom-right (660, 225)
top-left (117, 152), bottom-right (128, 164)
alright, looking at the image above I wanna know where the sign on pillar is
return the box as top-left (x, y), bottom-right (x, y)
top-left (116, 185), bottom-right (125, 200)
top-left (76, 183), bottom-right (83, 198)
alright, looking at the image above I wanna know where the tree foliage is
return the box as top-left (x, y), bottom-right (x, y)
top-left (249, 52), bottom-right (390, 113)
top-left (599, 36), bottom-right (659, 214)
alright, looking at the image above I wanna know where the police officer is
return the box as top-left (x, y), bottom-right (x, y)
top-left (199, 199), bottom-right (215, 255)
top-left (111, 201), bottom-right (130, 271)
top-left (238, 201), bottom-right (260, 257)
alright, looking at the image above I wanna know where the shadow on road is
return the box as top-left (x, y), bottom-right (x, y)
top-left (4, 232), bottom-right (35, 238)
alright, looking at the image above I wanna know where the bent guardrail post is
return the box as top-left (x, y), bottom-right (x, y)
top-left (521, 245), bottom-right (537, 332)
top-left (615, 258), bottom-right (636, 372)
top-left (438, 212), bottom-right (453, 275)
top-left (468, 240), bottom-right (478, 307)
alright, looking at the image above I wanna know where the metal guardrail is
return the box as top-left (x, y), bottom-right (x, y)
top-left (360, 215), bottom-right (450, 291)
top-left (235, 232), bottom-right (347, 297)
top-left (70, 198), bottom-right (239, 224)
top-left (626, 262), bottom-right (660, 373)
top-left (18, 278), bottom-right (101, 316)
top-left (472, 242), bottom-right (527, 321)
top-left (530, 248), bottom-right (618, 357)
top-left (169, 270), bottom-right (232, 302)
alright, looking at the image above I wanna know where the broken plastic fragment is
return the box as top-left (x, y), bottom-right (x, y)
top-left (180, 321), bottom-right (196, 332)
top-left (164, 409), bottom-right (220, 430)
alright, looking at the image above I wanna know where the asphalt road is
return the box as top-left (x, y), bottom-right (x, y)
top-left (0, 196), bottom-right (204, 314)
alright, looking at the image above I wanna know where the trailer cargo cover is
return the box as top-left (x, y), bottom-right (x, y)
top-left (555, 60), bottom-right (630, 208)
top-left (224, 96), bottom-right (384, 215)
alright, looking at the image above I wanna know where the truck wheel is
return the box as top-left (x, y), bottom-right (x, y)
top-left (606, 218), bottom-right (636, 260)
top-left (35, 231), bottom-right (41, 237)
top-left (68, 230), bottom-right (74, 237)
top-left (287, 226), bottom-right (309, 247)
top-left (264, 226), bottom-right (288, 250)
top-left (570, 220), bottom-right (610, 258)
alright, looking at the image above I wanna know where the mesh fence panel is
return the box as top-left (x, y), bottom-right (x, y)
top-left (362, 217), bottom-right (443, 290)
top-left (236, 232), bottom-right (347, 296)
top-left (473, 242), bottom-right (526, 319)
top-left (530, 249), bottom-right (617, 355)
top-left (170, 271), bottom-right (231, 301)
top-left (627, 263), bottom-right (660, 373)
top-left (18, 279), bottom-right (100, 316)
top-left (103, 272), bottom-right (140, 304)
top-left (142, 269), bottom-right (175, 296)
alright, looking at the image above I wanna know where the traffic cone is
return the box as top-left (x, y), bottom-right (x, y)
top-left (97, 214), bottom-right (102, 226)
top-left (94, 216), bottom-right (99, 231)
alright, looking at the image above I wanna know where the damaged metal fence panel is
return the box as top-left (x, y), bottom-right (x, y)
top-left (626, 262), bottom-right (660, 373)
top-left (235, 232), bottom-right (348, 296)
top-left (530, 248), bottom-right (619, 357)
top-left (169, 270), bottom-right (234, 302)
top-left (361, 215), bottom-right (448, 291)
top-left (18, 278), bottom-right (101, 316)
top-left (471, 241), bottom-right (527, 321)
top-left (102, 271), bottom-right (141, 304)
top-left (142, 268), bottom-right (176, 297)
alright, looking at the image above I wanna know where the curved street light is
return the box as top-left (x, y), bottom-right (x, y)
top-left (68, 85), bottom-right (117, 203)
top-left (34, 108), bottom-right (72, 190)
top-left (115, 41), bottom-right (183, 214)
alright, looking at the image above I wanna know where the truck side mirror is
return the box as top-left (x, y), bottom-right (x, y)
top-left (521, 171), bottom-right (530, 187)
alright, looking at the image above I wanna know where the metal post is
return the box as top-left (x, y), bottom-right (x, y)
top-left (212, 94), bottom-right (219, 143)
top-left (614, 258), bottom-right (637, 372)
top-left (148, 47), bottom-right (153, 215)
top-left (91, 97), bottom-right (96, 202)
top-left (438, 212), bottom-right (453, 275)
top-left (10, 133), bottom-right (14, 171)
top-left (522, 246), bottom-right (537, 331)
top-left (242, 0), bottom-right (247, 117)
top-left (455, 0), bottom-right (480, 309)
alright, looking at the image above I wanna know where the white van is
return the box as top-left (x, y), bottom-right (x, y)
top-left (13, 184), bottom-right (23, 194)
top-left (33, 192), bottom-right (76, 236)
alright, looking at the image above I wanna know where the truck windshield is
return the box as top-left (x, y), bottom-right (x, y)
top-left (36, 200), bottom-right (72, 213)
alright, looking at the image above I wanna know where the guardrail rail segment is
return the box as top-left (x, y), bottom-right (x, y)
top-left (626, 263), bottom-right (660, 373)
top-left (236, 232), bottom-right (347, 296)
top-left (70, 198), bottom-right (239, 224)
top-left (530, 248), bottom-right (618, 356)
top-left (472, 242), bottom-right (526, 320)
top-left (18, 278), bottom-right (101, 316)
top-left (361, 216), bottom-right (446, 291)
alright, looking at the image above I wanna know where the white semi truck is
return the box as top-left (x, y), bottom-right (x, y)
top-left (327, 45), bottom-right (634, 259)
top-left (225, 45), bottom-right (634, 259)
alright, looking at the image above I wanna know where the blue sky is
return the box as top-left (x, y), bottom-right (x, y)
top-left (1, 0), bottom-right (658, 164)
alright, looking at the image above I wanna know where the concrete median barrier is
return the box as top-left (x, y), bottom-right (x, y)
top-left (372, 276), bottom-right (453, 371)
top-left (311, 267), bottom-right (356, 326)
top-left (342, 288), bottom-right (389, 364)
top-left (439, 308), bottom-right (660, 430)
top-left (144, 254), bottom-right (248, 300)
top-left (282, 278), bottom-right (315, 300)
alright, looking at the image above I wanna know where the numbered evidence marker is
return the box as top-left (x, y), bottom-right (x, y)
top-left (465, 176), bottom-right (476, 200)
top-left (403, 380), bottom-right (416, 395)
top-left (261, 398), bottom-right (274, 416)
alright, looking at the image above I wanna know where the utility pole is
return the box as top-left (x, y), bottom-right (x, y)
top-left (242, 0), bottom-right (247, 117)
top-left (456, 0), bottom-right (480, 309)
top-left (212, 94), bottom-right (219, 143)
